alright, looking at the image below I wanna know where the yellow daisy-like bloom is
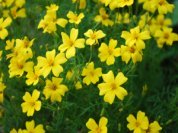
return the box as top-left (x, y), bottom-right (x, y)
top-left (118, 0), bottom-right (134, 7)
top-left (120, 44), bottom-right (142, 64)
top-left (127, 111), bottom-right (149, 133)
top-left (86, 117), bottom-right (108, 133)
top-left (121, 26), bottom-right (151, 50)
top-left (146, 121), bottom-right (162, 133)
top-left (21, 89), bottom-right (41, 116)
top-left (0, 17), bottom-right (12, 40)
top-left (98, 70), bottom-right (128, 104)
top-left (84, 29), bottom-right (106, 45)
top-left (82, 62), bottom-right (102, 85)
top-left (98, 39), bottom-right (120, 65)
top-left (58, 28), bottom-right (85, 59)
top-left (67, 11), bottom-right (84, 25)
top-left (157, 0), bottom-right (174, 14)
top-left (154, 27), bottom-right (178, 48)
top-left (37, 49), bottom-right (67, 78)
top-left (23, 120), bottom-right (45, 133)
top-left (94, 7), bottom-right (113, 26)
top-left (8, 57), bottom-right (34, 78)
top-left (10, 7), bottom-right (26, 19)
top-left (26, 66), bottom-right (41, 86)
top-left (43, 77), bottom-right (68, 102)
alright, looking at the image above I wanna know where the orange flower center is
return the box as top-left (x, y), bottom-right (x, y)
top-left (163, 32), bottom-right (169, 39)
top-left (51, 84), bottom-right (57, 90)
top-left (129, 47), bottom-right (135, 53)
top-left (111, 83), bottom-right (117, 90)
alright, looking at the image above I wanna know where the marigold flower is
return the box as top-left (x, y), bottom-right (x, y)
top-left (26, 66), bottom-right (41, 86)
top-left (120, 45), bottom-right (142, 64)
top-left (84, 29), bottom-right (106, 45)
top-left (86, 117), bottom-right (108, 133)
top-left (0, 17), bottom-right (12, 40)
top-left (98, 39), bottom-right (120, 65)
top-left (10, 128), bottom-right (23, 133)
top-left (121, 26), bottom-right (151, 50)
top-left (58, 28), bottom-right (85, 59)
top-left (67, 11), bottom-right (84, 24)
top-left (157, 0), bottom-right (174, 14)
top-left (98, 70), bottom-right (128, 104)
top-left (82, 62), bottom-right (102, 85)
top-left (43, 77), bottom-right (68, 102)
top-left (37, 49), bottom-right (67, 77)
top-left (23, 120), bottom-right (45, 133)
top-left (118, 0), bottom-right (134, 7)
top-left (127, 111), bottom-right (149, 133)
top-left (21, 89), bottom-right (41, 116)
top-left (94, 8), bottom-right (113, 26)
top-left (8, 57), bottom-right (34, 78)
top-left (146, 121), bottom-right (162, 133)
top-left (154, 27), bottom-right (178, 48)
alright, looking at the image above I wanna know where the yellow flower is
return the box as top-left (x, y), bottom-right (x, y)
top-left (46, 4), bottom-right (59, 12)
top-left (154, 27), bottom-right (178, 48)
top-left (120, 45), bottom-right (142, 64)
top-left (0, 50), bottom-right (2, 60)
top-left (26, 66), bottom-right (41, 86)
top-left (8, 57), bottom-right (34, 78)
top-left (10, 7), bottom-right (26, 19)
top-left (38, 4), bottom-right (68, 33)
top-left (127, 111), bottom-right (149, 133)
top-left (86, 117), bottom-right (108, 133)
top-left (15, 0), bottom-right (26, 8)
top-left (37, 49), bottom-right (67, 78)
top-left (94, 8), bottom-right (113, 26)
top-left (157, 0), bottom-right (174, 14)
top-left (58, 28), bottom-right (85, 59)
top-left (21, 89), bottom-right (41, 116)
top-left (23, 120), bottom-right (45, 133)
top-left (82, 62), bottom-right (102, 85)
top-left (121, 26), bottom-right (151, 50)
top-left (5, 39), bottom-right (15, 50)
top-left (43, 77), bottom-right (68, 102)
top-left (98, 39), bottom-right (120, 65)
top-left (118, 0), bottom-right (134, 7)
top-left (98, 70), bottom-right (128, 104)
top-left (10, 128), bottom-right (23, 133)
top-left (146, 121), bottom-right (162, 133)
top-left (0, 17), bottom-right (12, 40)
top-left (100, 0), bottom-right (112, 6)
top-left (84, 29), bottom-right (106, 45)
top-left (142, 0), bottom-right (158, 13)
top-left (66, 70), bottom-right (83, 90)
top-left (0, 82), bottom-right (6, 103)
top-left (67, 11), bottom-right (84, 25)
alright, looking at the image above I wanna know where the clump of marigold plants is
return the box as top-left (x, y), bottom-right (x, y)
top-left (0, 0), bottom-right (178, 132)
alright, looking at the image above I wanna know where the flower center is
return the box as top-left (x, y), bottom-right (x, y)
top-left (163, 32), bottom-right (169, 39)
top-left (129, 47), bottom-right (135, 53)
top-left (17, 63), bottom-right (24, 69)
top-left (108, 48), bottom-right (113, 55)
top-left (111, 83), bottom-right (117, 90)
top-left (135, 121), bottom-right (140, 127)
top-left (48, 59), bottom-right (54, 66)
top-left (91, 33), bottom-right (96, 39)
top-left (51, 84), bottom-right (57, 90)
